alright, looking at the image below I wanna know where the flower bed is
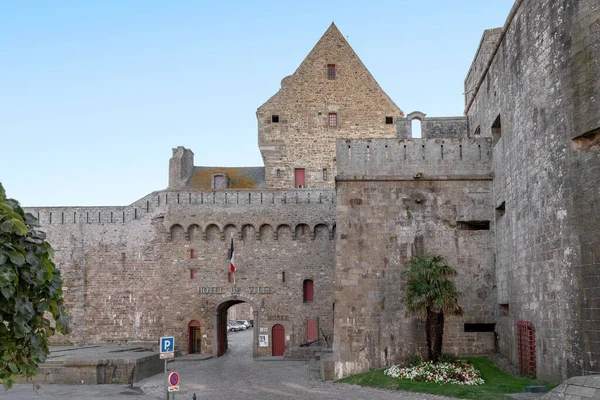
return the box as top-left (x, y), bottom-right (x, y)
top-left (384, 360), bottom-right (485, 385)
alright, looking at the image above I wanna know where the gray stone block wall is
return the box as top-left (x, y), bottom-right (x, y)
top-left (25, 189), bottom-right (337, 357)
top-left (466, 0), bottom-right (600, 383)
top-left (333, 176), bottom-right (495, 378)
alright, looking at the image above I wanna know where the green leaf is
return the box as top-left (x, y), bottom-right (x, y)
top-left (11, 219), bottom-right (27, 236)
top-left (0, 220), bottom-right (13, 233)
top-left (0, 285), bottom-right (15, 299)
top-left (7, 251), bottom-right (25, 266)
top-left (2, 378), bottom-right (14, 390)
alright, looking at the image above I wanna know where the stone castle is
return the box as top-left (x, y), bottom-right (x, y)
top-left (26, 0), bottom-right (599, 383)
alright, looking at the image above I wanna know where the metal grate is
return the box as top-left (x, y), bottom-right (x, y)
top-left (516, 320), bottom-right (536, 377)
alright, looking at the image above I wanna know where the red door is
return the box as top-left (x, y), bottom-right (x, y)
top-left (218, 317), bottom-right (226, 356)
top-left (272, 324), bottom-right (285, 356)
top-left (188, 320), bottom-right (201, 354)
top-left (294, 168), bottom-right (305, 188)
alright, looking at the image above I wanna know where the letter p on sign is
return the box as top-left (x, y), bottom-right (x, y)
top-left (160, 336), bottom-right (175, 353)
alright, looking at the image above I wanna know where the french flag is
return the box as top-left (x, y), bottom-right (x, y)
top-left (229, 238), bottom-right (235, 272)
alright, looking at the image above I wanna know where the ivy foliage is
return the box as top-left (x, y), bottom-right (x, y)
top-left (0, 183), bottom-right (69, 390)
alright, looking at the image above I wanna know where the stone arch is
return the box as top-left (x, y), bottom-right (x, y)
top-left (294, 223), bottom-right (311, 241)
top-left (205, 223), bottom-right (221, 241)
top-left (276, 224), bottom-right (293, 241)
top-left (223, 224), bottom-right (237, 240)
top-left (170, 224), bottom-right (185, 242)
top-left (188, 224), bottom-right (201, 242)
top-left (213, 295), bottom-right (259, 358)
top-left (314, 223), bottom-right (329, 240)
top-left (242, 224), bottom-right (256, 242)
top-left (259, 224), bottom-right (274, 242)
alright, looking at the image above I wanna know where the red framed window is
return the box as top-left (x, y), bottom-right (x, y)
top-left (190, 249), bottom-right (195, 259)
top-left (303, 279), bottom-right (314, 302)
top-left (307, 319), bottom-right (317, 341)
top-left (327, 64), bottom-right (336, 80)
top-left (328, 113), bottom-right (337, 127)
top-left (228, 272), bottom-right (233, 283)
top-left (190, 269), bottom-right (195, 280)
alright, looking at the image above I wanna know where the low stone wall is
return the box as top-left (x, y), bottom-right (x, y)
top-left (542, 376), bottom-right (600, 399)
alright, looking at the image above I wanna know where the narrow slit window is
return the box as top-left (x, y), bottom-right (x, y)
top-left (327, 64), bottom-right (336, 80)
top-left (282, 271), bottom-right (286, 283)
top-left (323, 168), bottom-right (328, 181)
top-left (190, 269), bottom-right (195, 280)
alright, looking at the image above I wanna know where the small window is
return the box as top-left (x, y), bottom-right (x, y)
top-left (323, 168), bottom-right (328, 181)
top-left (303, 279), bottom-right (314, 302)
top-left (282, 271), bottom-right (286, 283)
top-left (457, 221), bottom-right (490, 230)
top-left (307, 319), bottom-right (317, 341)
top-left (328, 113), bottom-right (337, 127)
top-left (190, 249), bottom-right (195, 259)
top-left (327, 64), bottom-right (336, 80)
top-left (214, 174), bottom-right (226, 189)
top-left (190, 269), bottom-right (195, 280)
top-left (276, 168), bottom-right (282, 178)
top-left (474, 126), bottom-right (481, 136)
top-left (228, 272), bottom-right (232, 283)
top-left (464, 323), bottom-right (495, 332)
top-left (492, 115), bottom-right (501, 144)
top-left (272, 115), bottom-right (279, 123)
top-left (385, 116), bottom-right (393, 124)
top-left (499, 304), bottom-right (509, 316)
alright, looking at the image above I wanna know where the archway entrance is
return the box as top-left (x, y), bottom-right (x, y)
top-left (214, 296), bottom-right (259, 358)
top-left (272, 324), bottom-right (285, 356)
top-left (188, 320), bottom-right (201, 354)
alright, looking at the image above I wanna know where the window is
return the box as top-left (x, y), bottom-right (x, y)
top-left (323, 168), bottom-right (328, 181)
top-left (303, 279), bottom-right (314, 302)
top-left (272, 115), bottom-right (279, 123)
top-left (464, 323), bottom-right (495, 332)
top-left (457, 220), bottom-right (490, 230)
top-left (492, 115), bottom-right (501, 144)
top-left (228, 271), bottom-right (233, 283)
top-left (190, 249), bottom-right (195, 259)
top-left (307, 319), bottom-right (317, 341)
top-left (282, 271), bottom-right (286, 282)
top-left (213, 174), bottom-right (225, 189)
top-left (276, 168), bottom-right (282, 178)
top-left (328, 113), bottom-right (337, 127)
top-left (190, 269), bottom-right (195, 280)
top-left (294, 168), bottom-right (305, 188)
top-left (385, 116), bottom-right (393, 124)
top-left (327, 64), bottom-right (336, 80)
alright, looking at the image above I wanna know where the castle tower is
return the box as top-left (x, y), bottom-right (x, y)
top-left (257, 23), bottom-right (403, 189)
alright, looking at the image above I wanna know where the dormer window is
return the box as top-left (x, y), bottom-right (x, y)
top-left (327, 64), bottom-right (336, 80)
top-left (211, 173), bottom-right (229, 189)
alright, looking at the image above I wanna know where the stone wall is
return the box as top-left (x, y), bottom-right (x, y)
top-left (257, 23), bottom-right (403, 190)
top-left (25, 188), bottom-right (336, 357)
top-left (466, 0), bottom-right (600, 382)
top-left (333, 138), bottom-right (495, 378)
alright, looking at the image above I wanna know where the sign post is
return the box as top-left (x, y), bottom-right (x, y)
top-left (160, 337), bottom-right (175, 400)
top-left (168, 371), bottom-right (180, 399)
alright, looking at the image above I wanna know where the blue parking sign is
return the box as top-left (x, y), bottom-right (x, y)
top-left (160, 336), bottom-right (174, 353)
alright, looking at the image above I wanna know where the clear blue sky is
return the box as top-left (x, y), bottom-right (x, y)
top-left (1, 1), bottom-right (513, 206)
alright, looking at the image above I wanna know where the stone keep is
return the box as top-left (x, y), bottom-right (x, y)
top-left (24, 0), bottom-right (599, 385)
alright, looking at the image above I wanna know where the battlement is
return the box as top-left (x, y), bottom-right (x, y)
top-left (336, 138), bottom-right (492, 180)
top-left (25, 189), bottom-right (336, 226)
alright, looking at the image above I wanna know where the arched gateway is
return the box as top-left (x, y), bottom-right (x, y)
top-left (213, 296), bottom-right (259, 357)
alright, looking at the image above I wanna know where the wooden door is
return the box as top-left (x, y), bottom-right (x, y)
top-left (272, 324), bottom-right (285, 356)
top-left (188, 320), bottom-right (201, 354)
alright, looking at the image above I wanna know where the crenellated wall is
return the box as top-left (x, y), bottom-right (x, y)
top-left (336, 138), bottom-right (491, 179)
top-left (25, 188), bottom-right (337, 356)
top-left (333, 138), bottom-right (495, 377)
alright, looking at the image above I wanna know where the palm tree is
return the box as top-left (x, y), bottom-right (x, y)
top-left (402, 254), bottom-right (464, 363)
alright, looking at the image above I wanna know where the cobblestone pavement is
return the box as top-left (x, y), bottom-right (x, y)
top-left (138, 328), bottom-right (458, 400)
top-left (1, 329), bottom-right (463, 399)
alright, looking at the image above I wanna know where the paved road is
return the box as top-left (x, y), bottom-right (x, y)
top-left (2, 328), bottom-right (458, 399)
